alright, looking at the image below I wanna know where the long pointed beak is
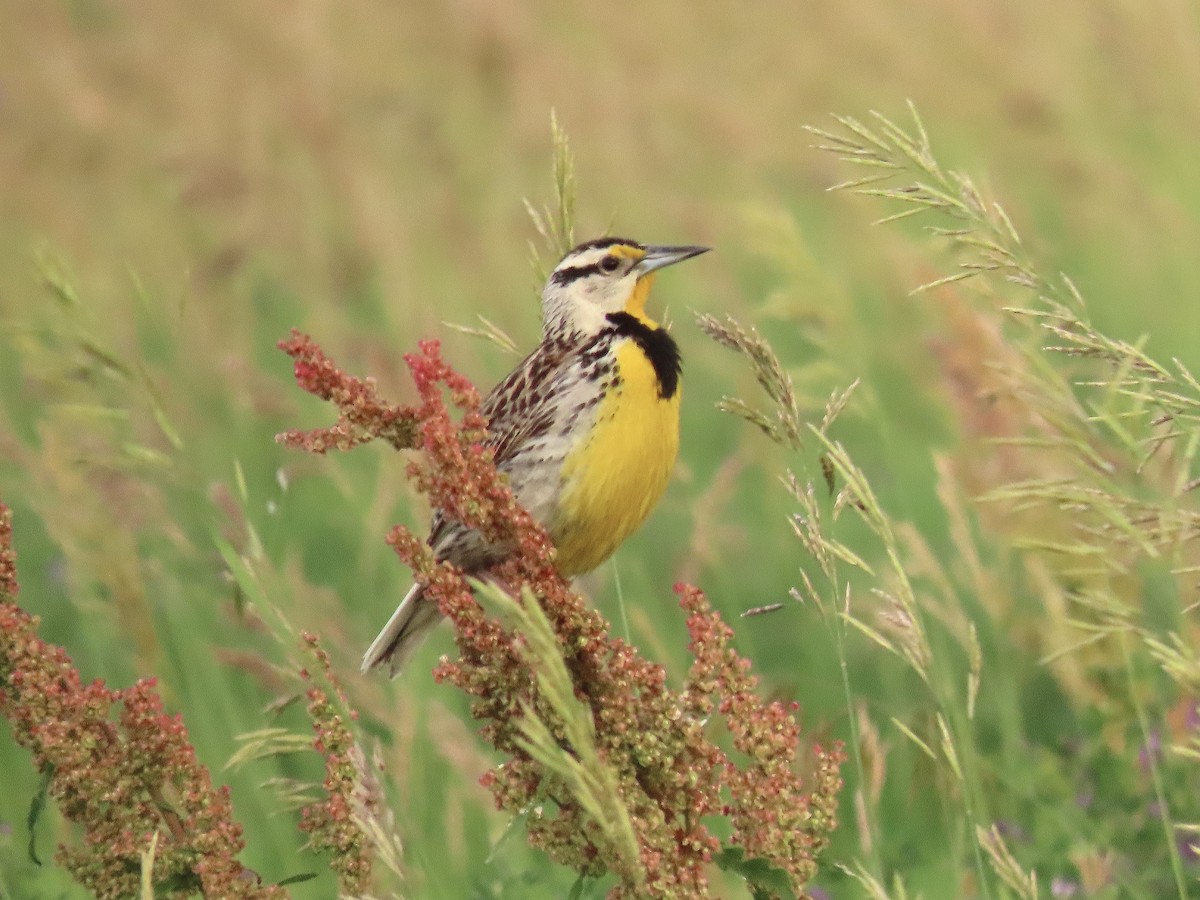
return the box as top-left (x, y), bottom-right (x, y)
top-left (636, 244), bottom-right (710, 277)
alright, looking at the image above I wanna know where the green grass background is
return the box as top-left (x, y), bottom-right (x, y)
top-left (3, 1), bottom-right (1200, 897)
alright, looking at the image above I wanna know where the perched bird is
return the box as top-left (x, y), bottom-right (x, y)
top-left (362, 237), bottom-right (709, 675)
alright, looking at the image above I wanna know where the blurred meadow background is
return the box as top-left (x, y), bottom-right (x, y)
top-left (4, 1), bottom-right (1200, 897)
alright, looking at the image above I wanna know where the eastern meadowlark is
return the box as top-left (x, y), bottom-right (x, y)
top-left (362, 237), bottom-right (709, 675)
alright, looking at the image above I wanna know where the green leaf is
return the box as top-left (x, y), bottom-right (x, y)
top-left (153, 871), bottom-right (203, 894)
top-left (26, 764), bottom-right (53, 866)
top-left (276, 872), bottom-right (319, 887)
top-left (713, 847), bottom-right (799, 899)
top-left (566, 874), bottom-right (589, 900)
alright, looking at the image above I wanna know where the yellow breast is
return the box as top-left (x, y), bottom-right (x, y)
top-left (553, 339), bottom-right (681, 576)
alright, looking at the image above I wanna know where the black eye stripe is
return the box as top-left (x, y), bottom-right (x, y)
top-left (550, 262), bottom-right (603, 286)
top-left (552, 252), bottom-right (631, 285)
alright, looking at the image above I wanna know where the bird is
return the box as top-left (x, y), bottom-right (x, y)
top-left (362, 236), bottom-right (709, 675)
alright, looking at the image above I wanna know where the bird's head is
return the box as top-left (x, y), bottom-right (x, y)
top-left (541, 237), bottom-right (709, 339)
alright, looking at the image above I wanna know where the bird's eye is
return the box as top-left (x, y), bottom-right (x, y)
top-left (600, 255), bottom-right (621, 273)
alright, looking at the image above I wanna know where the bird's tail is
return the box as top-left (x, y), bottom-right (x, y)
top-left (361, 584), bottom-right (443, 677)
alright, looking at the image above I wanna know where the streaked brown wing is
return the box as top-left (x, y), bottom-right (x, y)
top-left (479, 339), bottom-right (575, 468)
top-left (427, 338), bottom-right (574, 553)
